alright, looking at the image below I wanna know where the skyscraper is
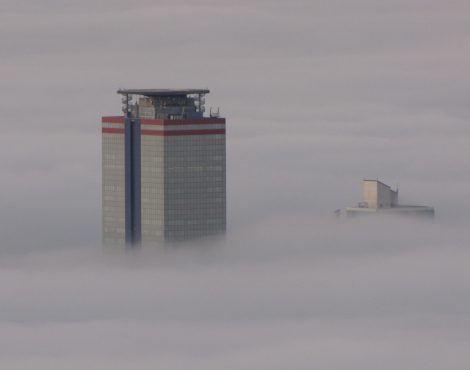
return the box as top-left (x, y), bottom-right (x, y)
top-left (102, 89), bottom-right (226, 248)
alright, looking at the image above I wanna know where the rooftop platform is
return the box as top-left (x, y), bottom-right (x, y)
top-left (346, 205), bottom-right (435, 213)
top-left (345, 205), bottom-right (435, 220)
top-left (117, 89), bottom-right (210, 96)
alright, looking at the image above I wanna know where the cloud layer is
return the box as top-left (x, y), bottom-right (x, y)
top-left (1, 217), bottom-right (469, 370)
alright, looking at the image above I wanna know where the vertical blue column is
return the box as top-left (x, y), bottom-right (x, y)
top-left (131, 119), bottom-right (141, 244)
top-left (125, 117), bottom-right (141, 247)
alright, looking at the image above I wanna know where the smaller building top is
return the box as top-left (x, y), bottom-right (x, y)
top-left (345, 179), bottom-right (435, 218)
top-left (363, 179), bottom-right (392, 189)
top-left (117, 89), bottom-right (210, 97)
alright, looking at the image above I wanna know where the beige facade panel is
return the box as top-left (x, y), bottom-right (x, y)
top-left (102, 132), bottom-right (126, 246)
top-left (141, 135), bottom-right (165, 243)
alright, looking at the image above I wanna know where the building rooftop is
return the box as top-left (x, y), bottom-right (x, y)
top-left (344, 179), bottom-right (435, 218)
top-left (346, 205), bottom-right (435, 213)
top-left (117, 89), bottom-right (210, 97)
top-left (363, 179), bottom-right (393, 188)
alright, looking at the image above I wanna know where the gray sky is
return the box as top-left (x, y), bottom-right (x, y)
top-left (1, 0), bottom-right (470, 368)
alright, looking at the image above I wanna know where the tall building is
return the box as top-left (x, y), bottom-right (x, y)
top-left (345, 179), bottom-right (434, 217)
top-left (102, 89), bottom-right (226, 248)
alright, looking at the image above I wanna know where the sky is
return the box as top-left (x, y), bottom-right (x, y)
top-left (1, 0), bottom-right (470, 368)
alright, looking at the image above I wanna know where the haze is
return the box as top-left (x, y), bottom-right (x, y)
top-left (1, 0), bottom-right (470, 369)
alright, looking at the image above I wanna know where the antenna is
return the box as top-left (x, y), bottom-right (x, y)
top-left (195, 93), bottom-right (206, 114)
top-left (210, 107), bottom-right (220, 118)
top-left (121, 94), bottom-right (133, 116)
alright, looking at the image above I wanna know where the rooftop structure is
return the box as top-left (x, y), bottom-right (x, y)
top-left (102, 88), bottom-right (226, 249)
top-left (117, 88), bottom-right (218, 121)
top-left (117, 89), bottom-right (210, 96)
top-left (346, 179), bottom-right (434, 218)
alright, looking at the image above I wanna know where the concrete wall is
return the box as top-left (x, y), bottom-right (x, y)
top-left (377, 181), bottom-right (392, 208)
top-left (363, 180), bottom-right (395, 209)
top-left (363, 180), bottom-right (378, 208)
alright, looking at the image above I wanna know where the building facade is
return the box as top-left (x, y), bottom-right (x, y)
top-left (102, 89), bottom-right (226, 248)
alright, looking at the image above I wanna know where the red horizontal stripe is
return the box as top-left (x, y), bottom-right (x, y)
top-left (102, 128), bottom-right (225, 136)
top-left (102, 128), bottom-right (124, 134)
top-left (102, 117), bottom-right (225, 126)
top-left (142, 118), bottom-right (226, 126)
top-left (141, 129), bottom-right (225, 136)
top-left (140, 119), bottom-right (164, 125)
top-left (102, 116), bottom-right (125, 124)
